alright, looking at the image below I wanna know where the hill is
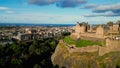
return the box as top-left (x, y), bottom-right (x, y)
top-left (51, 40), bottom-right (120, 68)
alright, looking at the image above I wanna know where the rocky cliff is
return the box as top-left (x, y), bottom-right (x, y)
top-left (51, 40), bottom-right (120, 68)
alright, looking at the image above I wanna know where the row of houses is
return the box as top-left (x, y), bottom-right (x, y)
top-left (0, 26), bottom-right (74, 41)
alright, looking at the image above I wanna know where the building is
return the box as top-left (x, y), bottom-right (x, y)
top-left (75, 22), bottom-right (88, 34)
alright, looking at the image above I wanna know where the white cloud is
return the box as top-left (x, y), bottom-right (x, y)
top-left (93, 3), bottom-right (120, 14)
top-left (0, 6), bottom-right (15, 14)
top-left (0, 12), bottom-right (120, 24)
top-left (81, 4), bottom-right (98, 9)
top-left (83, 11), bottom-right (120, 17)
top-left (0, 6), bottom-right (9, 10)
top-left (82, 3), bottom-right (120, 17)
top-left (0, 13), bottom-right (81, 24)
top-left (5, 11), bottom-right (14, 13)
top-left (28, 0), bottom-right (87, 8)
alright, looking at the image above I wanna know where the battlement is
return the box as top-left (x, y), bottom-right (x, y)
top-left (106, 38), bottom-right (120, 47)
top-left (69, 22), bottom-right (120, 56)
top-left (64, 38), bottom-right (120, 56)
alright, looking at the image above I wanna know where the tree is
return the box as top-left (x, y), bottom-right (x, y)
top-left (28, 39), bottom-right (39, 55)
top-left (0, 37), bottom-right (59, 68)
top-left (61, 32), bottom-right (70, 36)
top-left (10, 43), bottom-right (21, 55)
top-left (106, 21), bottom-right (113, 26)
top-left (116, 20), bottom-right (120, 24)
top-left (0, 45), bottom-right (3, 55)
top-left (11, 58), bottom-right (23, 68)
top-left (28, 44), bottom-right (36, 55)
top-left (33, 64), bottom-right (41, 68)
top-left (50, 41), bottom-right (56, 50)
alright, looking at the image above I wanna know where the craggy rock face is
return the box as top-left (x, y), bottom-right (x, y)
top-left (51, 40), bottom-right (120, 68)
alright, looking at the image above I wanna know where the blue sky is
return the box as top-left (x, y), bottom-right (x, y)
top-left (0, 0), bottom-right (120, 24)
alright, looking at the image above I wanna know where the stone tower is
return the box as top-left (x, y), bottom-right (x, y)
top-left (89, 25), bottom-right (94, 32)
top-left (75, 22), bottom-right (81, 33)
top-left (75, 22), bottom-right (88, 34)
top-left (96, 25), bottom-right (105, 37)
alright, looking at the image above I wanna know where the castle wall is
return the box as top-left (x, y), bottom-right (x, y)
top-left (64, 38), bottom-right (120, 56)
top-left (96, 26), bottom-right (105, 37)
top-left (70, 33), bottom-right (80, 39)
top-left (80, 35), bottom-right (104, 42)
top-left (69, 22), bottom-right (120, 56)
top-left (98, 39), bottom-right (120, 56)
top-left (69, 45), bottom-right (99, 53)
top-left (113, 25), bottom-right (119, 31)
top-left (75, 23), bottom-right (87, 34)
top-left (106, 39), bottom-right (120, 46)
top-left (80, 26), bottom-right (86, 33)
top-left (88, 26), bottom-right (95, 32)
top-left (71, 32), bottom-right (105, 42)
top-left (75, 24), bottom-right (81, 34)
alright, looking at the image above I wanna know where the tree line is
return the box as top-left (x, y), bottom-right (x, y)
top-left (0, 32), bottom-right (70, 68)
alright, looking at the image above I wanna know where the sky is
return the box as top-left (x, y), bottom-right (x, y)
top-left (0, 0), bottom-right (120, 24)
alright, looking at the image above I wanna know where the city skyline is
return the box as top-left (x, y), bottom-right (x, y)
top-left (0, 0), bottom-right (120, 24)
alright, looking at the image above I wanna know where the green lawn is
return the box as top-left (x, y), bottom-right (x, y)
top-left (64, 36), bottom-right (103, 47)
top-left (63, 36), bottom-right (75, 44)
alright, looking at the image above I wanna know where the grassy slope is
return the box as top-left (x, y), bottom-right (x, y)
top-left (64, 36), bottom-right (103, 47)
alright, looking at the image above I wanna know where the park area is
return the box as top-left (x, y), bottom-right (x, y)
top-left (64, 36), bottom-right (103, 47)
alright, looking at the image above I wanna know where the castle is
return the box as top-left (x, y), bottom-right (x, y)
top-left (69, 21), bottom-right (120, 56)
top-left (71, 21), bottom-right (120, 40)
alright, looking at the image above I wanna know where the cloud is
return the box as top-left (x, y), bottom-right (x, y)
top-left (28, 0), bottom-right (57, 6)
top-left (84, 11), bottom-right (120, 17)
top-left (0, 6), bottom-right (14, 14)
top-left (1, 12), bottom-right (120, 24)
top-left (0, 7), bottom-right (9, 10)
top-left (5, 11), bottom-right (14, 13)
top-left (81, 4), bottom-right (98, 9)
top-left (83, 3), bottom-right (120, 17)
top-left (56, 0), bottom-right (87, 8)
top-left (28, 0), bottom-right (87, 8)
top-left (0, 13), bottom-right (81, 24)
top-left (93, 3), bottom-right (120, 14)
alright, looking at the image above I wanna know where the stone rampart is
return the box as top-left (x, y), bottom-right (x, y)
top-left (70, 33), bottom-right (80, 39)
top-left (69, 45), bottom-right (99, 53)
top-left (64, 38), bottom-right (120, 56)
top-left (80, 35), bottom-right (104, 42)
top-left (99, 39), bottom-right (120, 56)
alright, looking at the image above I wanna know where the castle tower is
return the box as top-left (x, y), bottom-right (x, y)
top-left (96, 25), bottom-right (105, 37)
top-left (113, 24), bottom-right (119, 31)
top-left (75, 22), bottom-right (81, 33)
top-left (89, 25), bottom-right (94, 32)
top-left (75, 22), bottom-right (88, 34)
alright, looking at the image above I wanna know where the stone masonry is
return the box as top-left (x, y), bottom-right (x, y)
top-left (69, 22), bottom-right (120, 56)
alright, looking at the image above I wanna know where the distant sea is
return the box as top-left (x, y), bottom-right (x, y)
top-left (0, 23), bottom-right (75, 27)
